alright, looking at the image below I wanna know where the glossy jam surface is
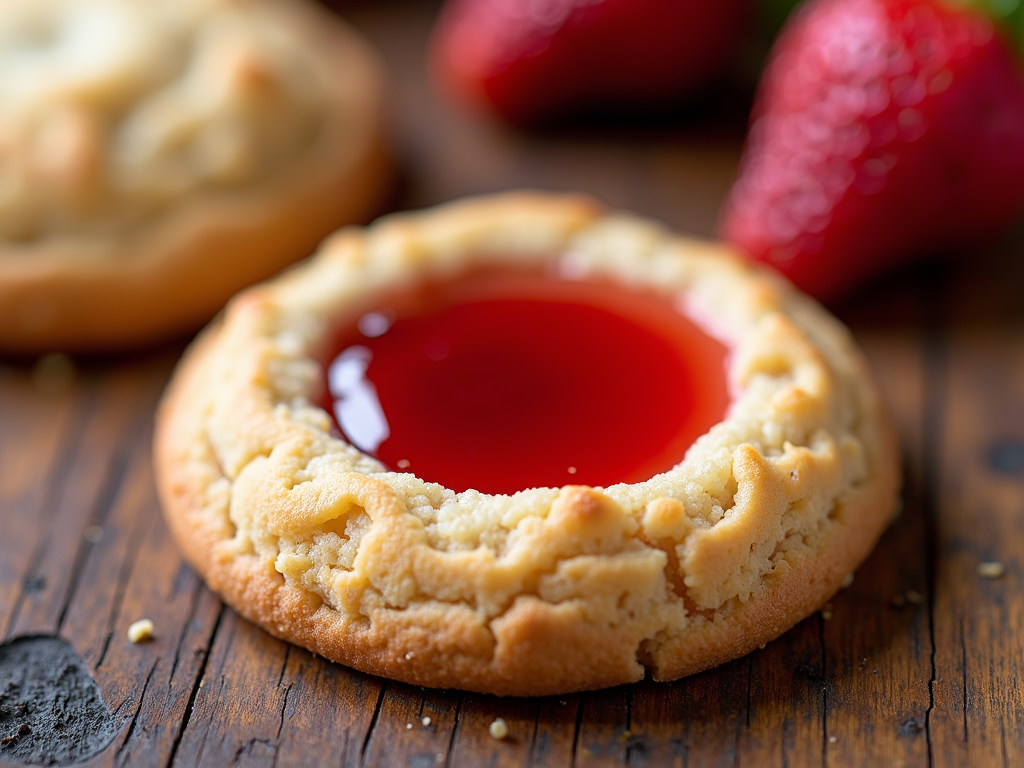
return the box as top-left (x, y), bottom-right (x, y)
top-left (322, 271), bottom-right (730, 495)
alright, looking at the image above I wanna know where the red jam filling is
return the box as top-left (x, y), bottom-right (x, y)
top-left (321, 270), bottom-right (730, 495)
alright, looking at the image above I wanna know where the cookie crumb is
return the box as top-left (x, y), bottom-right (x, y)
top-left (421, 716), bottom-right (432, 726)
top-left (829, 735), bottom-right (837, 744)
top-left (567, 466), bottom-right (577, 474)
top-left (489, 718), bottom-right (509, 740)
top-left (397, 459), bottom-right (411, 469)
top-left (83, 525), bottom-right (104, 543)
top-left (904, 590), bottom-right (923, 605)
top-left (31, 354), bottom-right (76, 394)
top-left (978, 561), bottom-right (1005, 579)
top-left (820, 602), bottom-right (833, 621)
top-left (127, 619), bottom-right (154, 643)
top-left (406, 723), bottom-right (413, 730)
top-left (841, 573), bottom-right (855, 589)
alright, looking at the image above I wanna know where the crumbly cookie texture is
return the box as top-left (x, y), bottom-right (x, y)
top-left (0, 0), bottom-right (321, 241)
top-left (155, 192), bottom-right (900, 696)
top-left (0, 0), bottom-right (389, 352)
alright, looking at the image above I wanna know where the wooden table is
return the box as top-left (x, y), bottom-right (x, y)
top-left (3, 2), bottom-right (1024, 765)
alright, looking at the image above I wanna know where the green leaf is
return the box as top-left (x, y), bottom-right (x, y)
top-left (949, 0), bottom-right (1024, 57)
top-left (757, 0), bottom-right (803, 36)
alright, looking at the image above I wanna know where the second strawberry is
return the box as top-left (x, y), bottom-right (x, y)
top-left (430, 0), bottom-right (750, 126)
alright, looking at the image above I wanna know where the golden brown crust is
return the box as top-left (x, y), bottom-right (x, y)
top-left (154, 191), bottom-right (900, 695)
top-left (0, 0), bottom-right (390, 353)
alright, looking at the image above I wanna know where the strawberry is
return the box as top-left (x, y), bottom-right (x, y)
top-left (430, 0), bottom-right (750, 126)
top-left (720, 0), bottom-right (1024, 302)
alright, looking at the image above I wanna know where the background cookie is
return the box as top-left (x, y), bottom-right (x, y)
top-left (154, 192), bottom-right (900, 695)
top-left (0, 0), bottom-right (390, 353)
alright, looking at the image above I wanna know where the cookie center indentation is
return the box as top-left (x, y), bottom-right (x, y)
top-left (323, 269), bottom-right (731, 494)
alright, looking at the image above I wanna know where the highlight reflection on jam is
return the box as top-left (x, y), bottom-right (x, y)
top-left (322, 271), bottom-right (730, 495)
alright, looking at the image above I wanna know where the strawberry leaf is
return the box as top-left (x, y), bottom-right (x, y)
top-left (949, 0), bottom-right (1024, 58)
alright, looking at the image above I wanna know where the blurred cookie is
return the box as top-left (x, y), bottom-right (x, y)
top-left (0, 0), bottom-right (389, 352)
top-left (155, 192), bottom-right (899, 695)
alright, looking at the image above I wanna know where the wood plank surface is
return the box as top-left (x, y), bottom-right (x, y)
top-left (2, 1), bottom-right (1024, 766)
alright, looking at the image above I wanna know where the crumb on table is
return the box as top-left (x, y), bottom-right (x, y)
top-left (977, 561), bottom-right (1005, 579)
top-left (127, 619), bottom-right (154, 643)
top-left (489, 718), bottom-right (509, 740)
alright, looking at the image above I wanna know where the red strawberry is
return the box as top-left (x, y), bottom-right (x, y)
top-left (720, 0), bottom-right (1024, 302)
top-left (430, 0), bottom-right (750, 126)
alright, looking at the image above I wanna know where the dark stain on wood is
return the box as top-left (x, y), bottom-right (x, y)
top-left (0, 636), bottom-right (117, 765)
top-left (985, 440), bottom-right (1024, 476)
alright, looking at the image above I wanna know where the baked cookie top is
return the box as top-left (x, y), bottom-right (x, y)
top-left (0, 0), bottom-right (322, 242)
top-left (0, 0), bottom-right (389, 352)
top-left (155, 192), bottom-right (900, 695)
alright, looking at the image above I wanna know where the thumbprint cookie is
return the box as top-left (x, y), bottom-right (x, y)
top-left (155, 192), bottom-right (899, 695)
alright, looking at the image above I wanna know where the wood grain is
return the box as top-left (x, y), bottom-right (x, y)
top-left (928, 227), bottom-right (1024, 768)
top-left (2, 1), bottom-right (1024, 766)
